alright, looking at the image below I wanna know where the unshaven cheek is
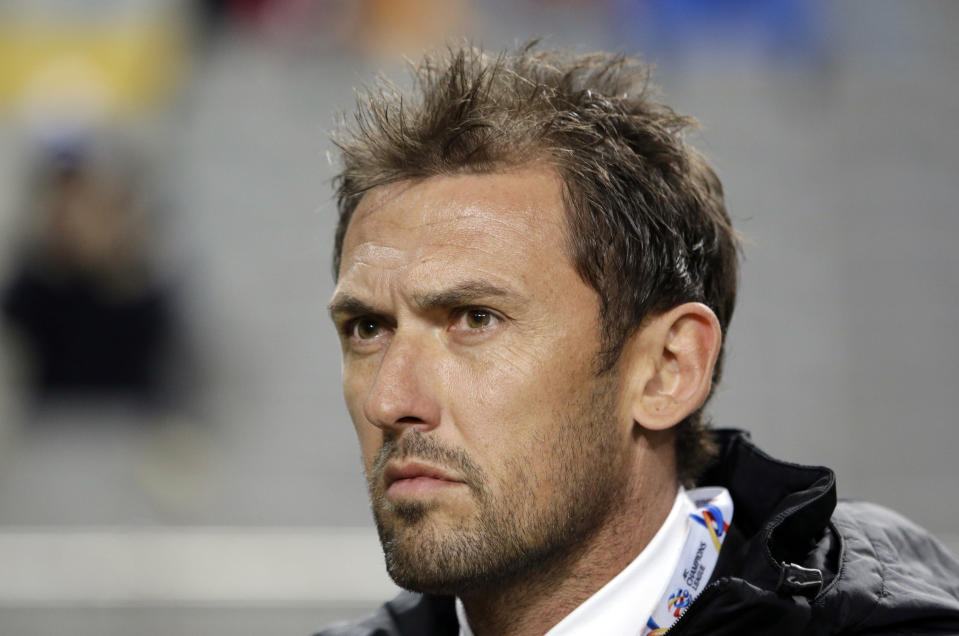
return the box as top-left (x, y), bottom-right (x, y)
top-left (450, 343), bottom-right (569, 457)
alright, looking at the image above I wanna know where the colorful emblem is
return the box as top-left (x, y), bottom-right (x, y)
top-left (667, 588), bottom-right (692, 618)
top-left (646, 617), bottom-right (668, 636)
top-left (691, 503), bottom-right (729, 552)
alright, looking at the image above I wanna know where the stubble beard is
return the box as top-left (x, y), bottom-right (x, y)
top-left (366, 372), bottom-right (627, 596)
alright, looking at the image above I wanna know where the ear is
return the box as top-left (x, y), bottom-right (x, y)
top-left (620, 302), bottom-right (722, 432)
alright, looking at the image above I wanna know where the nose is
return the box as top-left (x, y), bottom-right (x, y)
top-left (362, 332), bottom-right (442, 434)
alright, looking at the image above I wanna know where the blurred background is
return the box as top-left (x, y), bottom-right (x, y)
top-left (0, 0), bottom-right (956, 634)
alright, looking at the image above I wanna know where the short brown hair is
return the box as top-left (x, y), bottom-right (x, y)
top-left (331, 42), bottom-right (740, 484)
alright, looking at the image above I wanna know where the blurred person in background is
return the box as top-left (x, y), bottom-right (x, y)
top-left (1, 146), bottom-right (176, 409)
top-left (0, 139), bottom-right (213, 516)
top-left (319, 42), bottom-right (959, 636)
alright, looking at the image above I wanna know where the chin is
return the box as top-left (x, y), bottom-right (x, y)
top-left (376, 514), bottom-right (487, 594)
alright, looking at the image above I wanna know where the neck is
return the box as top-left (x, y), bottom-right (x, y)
top-left (459, 475), bottom-right (678, 636)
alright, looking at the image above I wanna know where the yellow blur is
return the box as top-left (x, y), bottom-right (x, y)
top-left (0, 12), bottom-right (187, 119)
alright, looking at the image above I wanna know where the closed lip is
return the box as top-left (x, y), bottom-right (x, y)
top-left (384, 461), bottom-right (463, 488)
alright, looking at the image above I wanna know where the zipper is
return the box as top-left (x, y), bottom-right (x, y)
top-left (661, 580), bottom-right (725, 635)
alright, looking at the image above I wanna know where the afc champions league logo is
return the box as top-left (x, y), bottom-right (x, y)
top-left (645, 588), bottom-right (692, 634)
top-left (667, 588), bottom-right (692, 618)
top-left (645, 491), bottom-right (734, 635)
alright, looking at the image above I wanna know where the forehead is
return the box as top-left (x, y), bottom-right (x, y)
top-left (338, 168), bottom-right (571, 287)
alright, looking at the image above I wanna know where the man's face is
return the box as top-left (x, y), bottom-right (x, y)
top-left (330, 167), bottom-right (634, 594)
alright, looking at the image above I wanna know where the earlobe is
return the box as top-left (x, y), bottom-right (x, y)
top-left (622, 303), bottom-right (722, 432)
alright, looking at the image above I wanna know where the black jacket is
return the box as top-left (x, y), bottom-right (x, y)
top-left (318, 430), bottom-right (959, 635)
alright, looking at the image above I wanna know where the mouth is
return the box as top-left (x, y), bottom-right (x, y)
top-left (383, 461), bottom-right (466, 498)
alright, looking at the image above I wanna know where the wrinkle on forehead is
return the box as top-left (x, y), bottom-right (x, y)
top-left (353, 200), bottom-right (556, 243)
top-left (349, 168), bottom-right (565, 231)
top-left (340, 240), bottom-right (521, 300)
top-left (337, 169), bottom-right (571, 294)
top-left (347, 243), bottom-right (408, 270)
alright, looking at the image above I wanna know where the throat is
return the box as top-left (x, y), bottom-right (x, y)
top-left (457, 560), bottom-right (592, 636)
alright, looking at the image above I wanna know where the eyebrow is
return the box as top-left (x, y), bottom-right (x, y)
top-left (327, 294), bottom-right (378, 321)
top-left (413, 280), bottom-right (517, 312)
top-left (327, 280), bottom-right (519, 320)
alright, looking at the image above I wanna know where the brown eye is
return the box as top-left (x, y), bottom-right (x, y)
top-left (353, 319), bottom-right (381, 340)
top-left (465, 309), bottom-right (492, 329)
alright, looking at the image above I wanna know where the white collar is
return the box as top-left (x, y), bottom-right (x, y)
top-left (456, 486), bottom-right (693, 636)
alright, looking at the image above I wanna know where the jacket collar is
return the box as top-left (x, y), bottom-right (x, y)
top-left (701, 429), bottom-right (838, 595)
